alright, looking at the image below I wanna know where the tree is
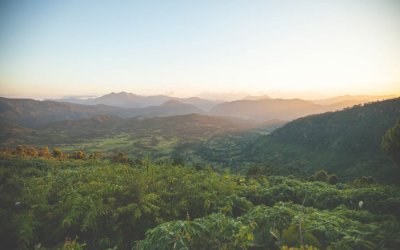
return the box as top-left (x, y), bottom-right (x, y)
top-left (15, 145), bottom-right (24, 157)
top-left (382, 120), bottom-right (400, 166)
top-left (246, 166), bottom-right (263, 179)
top-left (350, 176), bottom-right (376, 187)
top-left (89, 151), bottom-right (103, 160)
top-left (72, 150), bottom-right (86, 160)
top-left (327, 175), bottom-right (339, 185)
top-left (15, 145), bottom-right (38, 157)
top-left (311, 170), bottom-right (329, 182)
top-left (111, 152), bottom-right (129, 163)
top-left (39, 146), bottom-right (51, 159)
top-left (53, 148), bottom-right (63, 159)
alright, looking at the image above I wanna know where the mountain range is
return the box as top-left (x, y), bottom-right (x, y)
top-left (1, 94), bottom-right (399, 183)
top-left (48, 92), bottom-right (397, 122)
top-left (51, 91), bottom-right (220, 111)
top-left (0, 97), bottom-right (204, 128)
top-left (0, 97), bottom-right (122, 127)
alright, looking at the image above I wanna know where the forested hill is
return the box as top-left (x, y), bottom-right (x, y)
top-left (247, 98), bottom-right (400, 183)
top-left (0, 97), bottom-right (123, 127)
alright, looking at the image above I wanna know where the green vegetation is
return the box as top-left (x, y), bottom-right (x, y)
top-left (1, 154), bottom-right (399, 249)
top-left (171, 98), bottom-right (400, 183)
top-left (236, 98), bottom-right (400, 183)
top-left (0, 113), bottom-right (260, 162)
top-left (1, 98), bottom-right (400, 249)
top-left (5, 98), bottom-right (399, 183)
top-left (382, 119), bottom-right (400, 167)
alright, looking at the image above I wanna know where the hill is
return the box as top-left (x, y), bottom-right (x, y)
top-left (210, 98), bottom-right (332, 121)
top-left (311, 94), bottom-right (397, 105)
top-left (52, 91), bottom-right (220, 110)
top-left (177, 97), bottom-right (219, 111)
top-left (0, 97), bottom-right (124, 128)
top-left (247, 98), bottom-right (400, 183)
top-left (210, 95), bottom-right (400, 122)
top-left (0, 97), bottom-right (212, 129)
top-left (88, 91), bottom-right (172, 108)
top-left (121, 100), bottom-right (205, 117)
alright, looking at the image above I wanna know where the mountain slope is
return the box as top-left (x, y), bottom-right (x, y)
top-left (247, 98), bottom-right (400, 183)
top-left (0, 97), bottom-right (124, 127)
top-left (88, 92), bottom-right (172, 108)
top-left (122, 100), bottom-right (205, 118)
top-left (210, 98), bottom-right (332, 121)
top-left (0, 97), bottom-right (210, 130)
top-left (311, 95), bottom-right (397, 105)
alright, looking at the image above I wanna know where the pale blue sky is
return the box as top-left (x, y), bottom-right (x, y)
top-left (0, 0), bottom-right (399, 99)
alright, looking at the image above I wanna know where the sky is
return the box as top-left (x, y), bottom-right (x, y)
top-left (0, 0), bottom-right (399, 99)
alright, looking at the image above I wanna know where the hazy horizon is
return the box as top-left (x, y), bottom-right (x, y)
top-left (1, 0), bottom-right (400, 99)
top-left (1, 89), bottom-right (398, 102)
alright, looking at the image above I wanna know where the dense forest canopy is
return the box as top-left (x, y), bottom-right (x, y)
top-left (240, 98), bottom-right (400, 183)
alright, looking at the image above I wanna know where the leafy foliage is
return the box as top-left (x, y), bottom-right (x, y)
top-left (246, 98), bottom-right (400, 183)
top-left (382, 119), bottom-right (400, 167)
top-left (1, 155), bottom-right (399, 249)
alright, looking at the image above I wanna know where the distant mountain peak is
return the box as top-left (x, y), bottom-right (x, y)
top-left (50, 92), bottom-right (221, 110)
top-left (105, 91), bottom-right (136, 97)
top-left (243, 95), bottom-right (271, 100)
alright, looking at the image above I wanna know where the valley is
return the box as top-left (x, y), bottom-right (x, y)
top-left (1, 94), bottom-right (398, 183)
top-left (1, 94), bottom-right (399, 250)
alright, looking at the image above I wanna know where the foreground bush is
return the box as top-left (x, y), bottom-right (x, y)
top-left (0, 155), bottom-right (399, 249)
